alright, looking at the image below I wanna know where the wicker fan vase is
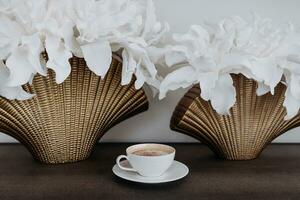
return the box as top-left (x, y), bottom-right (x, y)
top-left (171, 74), bottom-right (300, 160)
top-left (0, 54), bottom-right (149, 164)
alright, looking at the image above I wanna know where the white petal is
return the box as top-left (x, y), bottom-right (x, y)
top-left (159, 65), bottom-right (197, 99)
top-left (172, 25), bottom-right (209, 56)
top-left (141, 0), bottom-right (157, 39)
top-left (256, 82), bottom-right (271, 96)
top-left (134, 62), bottom-right (146, 89)
top-left (250, 58), bottom-right (283, 94)
top-left (287, 53), bottom-right (300, 65)
top-left (165, 49), bottom-right (187, 67)
top-left (45, 34), bottom-right (72, 84)
top-left (219, 53), bottom-right (252, 72)
top-left (121, 50), bottom-right (135, 85)
top-left (0, 15), bottom-right (24, 59)
top-left (198, 72), bottom-right (218, 101)
top-left (0, 61), bottom-right (33, 100)
top-left (141, 55), bottom-right (157, 78)
top-left (60, 22), bottom-right (83, 57)
top-left (283, 87), bottom-right (300, 120)
top-left (0, 86), bottom-right (34, 100)
top-left (289, 74), bottom-right (300, 99)
top-left (81, 40), bottom-right (112, 78)
top-left (281, 61), bottom-right (300, 76)
top-left (0, 60), bottom-right (9, 80)
top-left (145, 76), bottom-right (161, 96)
top-left (21, 34), bottom-right (46, 76)
top-left (209, 74), bottom-right (236, 115)
top-left (126, 44), bottom-right (157, 78)
top-left (146, 46), bottom-right (168, 65)
top-left (6, 47), bottom-right (35, 87)
top-left (146, 22), bottom-right (169, 45)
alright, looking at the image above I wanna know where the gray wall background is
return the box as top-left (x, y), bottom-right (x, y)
top-left (0, 0), bottom-right (299, 143)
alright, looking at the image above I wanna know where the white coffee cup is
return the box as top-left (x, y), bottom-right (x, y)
top-left (116, 143), bottom-right (175, 177)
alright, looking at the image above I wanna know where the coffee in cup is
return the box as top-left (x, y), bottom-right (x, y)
top-left (116, 143), bottom-right (175, 177)
top-left (132, 149), bottom-right (169, 157)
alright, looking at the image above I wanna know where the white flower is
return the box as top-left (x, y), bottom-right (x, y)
top-left (0, 60), bottom-right (34, 100)
top-left (0, 0), bottom-right (167, 100)
top-left (160, 14), bottom-right (300, 118)
top-left (72, 0), bottom-right (168, 89)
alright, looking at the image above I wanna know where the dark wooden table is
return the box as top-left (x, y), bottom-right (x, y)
top-left (0, 143), bottom-right (299, 200)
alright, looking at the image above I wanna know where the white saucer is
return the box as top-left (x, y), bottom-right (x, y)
top-left (112, 160), bottom-right (189, 184)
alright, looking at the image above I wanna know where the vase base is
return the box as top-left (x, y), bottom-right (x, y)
top-left (33, 155), bottom-right (91, 164)
top-left (216, 153), bottom-right (261, 161)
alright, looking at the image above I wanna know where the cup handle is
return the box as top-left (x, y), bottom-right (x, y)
top-left (116, 155), bottom-right (137, 172)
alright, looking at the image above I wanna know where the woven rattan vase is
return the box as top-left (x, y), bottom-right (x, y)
top-left (171, 74), bottom-right (300, 160)
top-left (0, 54), bottom-right (148, 164)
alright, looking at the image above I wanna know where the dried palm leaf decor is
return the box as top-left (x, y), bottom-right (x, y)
top-left (170, 74), bottom-right (300, 160)
top-left (0, 54), bottom-right (148, 164)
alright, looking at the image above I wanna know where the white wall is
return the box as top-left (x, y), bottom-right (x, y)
top-left (1, 0), bottom-right (300, 143)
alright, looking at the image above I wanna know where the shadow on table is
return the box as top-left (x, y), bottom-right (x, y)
top-left (112, 174), bottom-right (189, 190)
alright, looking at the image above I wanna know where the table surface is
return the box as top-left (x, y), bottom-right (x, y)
top-left (0, 143), bottom-right (299, 200)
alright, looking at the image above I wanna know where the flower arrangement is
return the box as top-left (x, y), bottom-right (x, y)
top-left (159, 14), bottom-right (300, 119)
top-left (0, 0), bottom-right (168, 100)
top-left (1, 0), bottom-right (300, 120)
top-left (1, 0), bottom-right (300, 162)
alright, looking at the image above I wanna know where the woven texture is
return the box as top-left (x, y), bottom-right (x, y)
top-left (171, 74), bottom-right (300, 160)
top-left (0, 54), bottom-right (148, 164)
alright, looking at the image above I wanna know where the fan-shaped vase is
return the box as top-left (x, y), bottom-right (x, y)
top-left (171, 74), bottom-right (300, 160)
top-left (0, 54), bottom-right (148, 164)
